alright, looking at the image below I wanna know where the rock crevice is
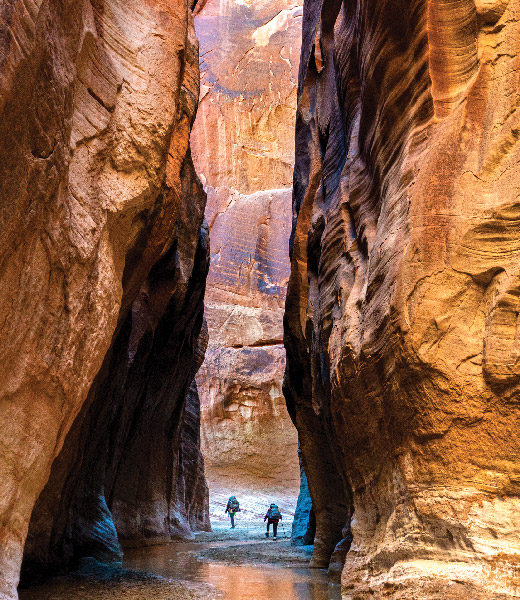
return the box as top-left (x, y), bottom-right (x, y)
top-left (191, 0), bottom-right (303, 518)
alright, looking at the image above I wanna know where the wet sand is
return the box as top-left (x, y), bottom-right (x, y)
top-left (19, 522), bottom-right (340, 600)
top-left (18, 559), bottom-right (215, 600)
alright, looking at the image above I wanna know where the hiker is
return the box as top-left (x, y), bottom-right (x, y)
top-left (264, 503), bottom-right (282, 540)
top-left (225, 495), bottom-right (240, 528)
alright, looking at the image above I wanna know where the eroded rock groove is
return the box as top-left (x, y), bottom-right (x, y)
top-left (0, 0), bottom-right (209, 597)
top-left (284, 0), bottom-right (520, 596)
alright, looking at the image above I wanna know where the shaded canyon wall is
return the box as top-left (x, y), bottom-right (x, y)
top-left (284, 0), bottom-right (520, 597)
top-left (0, 0), bottom-right (209, 597)
top-left (191, 0), bottom-right (303, 518)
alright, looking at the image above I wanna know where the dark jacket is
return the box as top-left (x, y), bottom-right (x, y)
top-left (226, 499), bottom-right (239, 514)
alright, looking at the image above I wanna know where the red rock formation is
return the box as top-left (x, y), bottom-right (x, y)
top-left (21, 164), bottom-right (210, 585)
top-left (0, 1), bottom-right (208, 597)
top-left (191, 0), bottom-right (303, 516)
top-left (285, 0), bottom-right (520, 597)
top-left (195, 187), bottom-right (300, 519)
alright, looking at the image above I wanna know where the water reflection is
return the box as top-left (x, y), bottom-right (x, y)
top-left (124, 543), bottom-right (341, 600)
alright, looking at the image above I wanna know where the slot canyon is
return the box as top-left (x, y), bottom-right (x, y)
top-left (1, 1), bottom-right (520, 600)
top-left (190, 0), bottom-right (302, 520)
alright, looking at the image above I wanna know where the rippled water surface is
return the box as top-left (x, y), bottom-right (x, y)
top-left (124, 540), bottom-right (341, 600)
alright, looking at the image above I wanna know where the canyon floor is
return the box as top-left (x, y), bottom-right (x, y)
top-left (19, 523), bottom-right (340, 600)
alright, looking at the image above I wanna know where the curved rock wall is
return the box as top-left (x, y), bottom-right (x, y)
top-left (0, 1), bottom-right (208, 597)
top-left (191, 0), bottom-right (302, 517)
top-left (21, 161), bottom-right (210, 584)
top-left (285, 0), bottom-right (520, 597)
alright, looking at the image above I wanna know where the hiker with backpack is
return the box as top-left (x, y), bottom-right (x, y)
top-left (264, 503), bottom-right (282, 540)
top-left (225, 495), bottom-right (240, 528)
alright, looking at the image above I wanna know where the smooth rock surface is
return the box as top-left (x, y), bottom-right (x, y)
top-left (191, 0), bottom-right (302, 518)
top-left (22, 163), bottom-right (210, 585)
top-left (0, 1), bottom-right (208, 597)
top-left (290, 450), bottom-right (315, 546)
top-left (284, 0), bottom-right (520, 597)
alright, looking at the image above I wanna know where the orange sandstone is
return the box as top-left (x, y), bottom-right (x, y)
top-left (191, 0), bottom-right (303, 517)
top-left (284, 0), bottom-right (520, 597)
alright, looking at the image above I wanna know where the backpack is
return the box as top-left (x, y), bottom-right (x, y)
top-left (269, 505), bottom-right (281, 520)
top-left (228, 497), bottom-right (240, 512)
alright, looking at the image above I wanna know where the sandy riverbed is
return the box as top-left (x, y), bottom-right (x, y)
top-left (19, 522), bottom-right (337, 600)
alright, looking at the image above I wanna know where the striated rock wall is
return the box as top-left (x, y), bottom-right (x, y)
top-left (191, 0), bottom-right (302, 516)
top-left (21, 159), bottom-right (210, 584)
top-left (0, 0), bottom-right (208, 597)
top-left (285, 0), bottom-right (520, 597)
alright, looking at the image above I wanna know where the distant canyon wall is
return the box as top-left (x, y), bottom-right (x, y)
top-left (191, 0), bottom-right (302, 517)
top-left (0, 1), bottom-right (208, 597)
top-left (284, 0), bottom-right (520, 597)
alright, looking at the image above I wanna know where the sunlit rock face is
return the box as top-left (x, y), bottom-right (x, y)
top-left (0, 1), bottom-right (208, 597)
top-left (191, 0), bottom-right (302, 518)
top-left (22, 172), bottom-right (211, 584)
top-left (284, 0), bottom-right (520, 597)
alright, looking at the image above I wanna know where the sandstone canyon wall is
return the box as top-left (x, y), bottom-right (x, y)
top-left (191, 0), bottom-right (302, 517)
top-left (284, 0), bottom-right (520, 597)
top-left (0, 1), bottom-right (209, 597)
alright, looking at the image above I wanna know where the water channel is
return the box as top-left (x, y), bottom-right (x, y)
top-left (123, 528), bottom-right (342, 600)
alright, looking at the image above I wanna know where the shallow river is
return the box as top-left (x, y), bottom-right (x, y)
top-left (124, 540), bottom-right (341, 600)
